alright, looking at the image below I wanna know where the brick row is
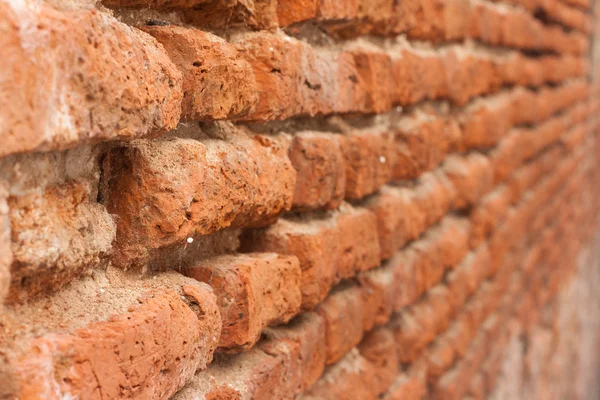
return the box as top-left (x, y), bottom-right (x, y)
top-left (104, 0), bottom-right (589, 56)
top-left (0, 271), bottom-right (222, 399)
top-left (140, 26), bottom-right (588, 121)
top-left (101, 124), bottom-right (295, 268)
top-left (492, 0), bottom-right (592, 32)
top-left (288, 80), bottom-right (588, 211)
top-left (0, 0), bottom-right (182, 158)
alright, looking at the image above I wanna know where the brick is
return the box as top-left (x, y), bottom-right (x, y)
top-left (102, 125), bottom-right (295, 268)
top-left (316, 283), bottom-right (366, 365)
top-left (469, 187), bottom-right (513, 248)
top-left (358, 327), bottom-right (399, 396)
top-left (186, 253), bottom-right (301, 352)
top-left (357, 261), bottom-right (398, 331)
top-left (382, 360), bottom-right (428, 400)
top-left (368, 171), bottom-right (456, 260)
top-left (0, 0), bottom-right (182, 158)
top-left (392, 109), bottom-right (460, 181)
top-left (3, 276), bottom-right (221, 400)
top-left (241, 204), bottom-right (380, 310)
top-left (174, 335), bottom-right (301, 400)
top-left (300, 349), bottom-right (379, 400)
top-left (395, 216), bottom-right (470, 308)
top-left (350, 50), bottom-right (395, 113)
top-left (8, 181), bottom-right (115, 303)
top-left (289, 132), bottom-right (346, 211)
top-left (263, 312), bottom-right (327, 391)
top-left (444, 152), bottom-right (494, 210)
top-left (142, 25), bottom-right (258, 121)
top-left (342, 129), bottom-right (396, 199)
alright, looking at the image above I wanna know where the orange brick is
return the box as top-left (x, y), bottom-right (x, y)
top-left (0, 0), bottom-right (182, 158)
top-left (444, 152), bottom-right (494, 210)
top-left (301, 349), bottom-right (379, 400)
top-left (358, 260), bottom-right (398, 331)
top-left (102, 126), bottom-right (295, 268)
top-left (317, 283), bottom-right (366, 365)
top-left (342, 129), bottom-right (396, 199)
top-left (186, 253), bottom-right (302, 352)
top-left (241, 204), bottom-right (380, 310)
top-left (289, 132), bottom-right (346, 211)
top-left (263, 312), bottom-right (327, 391)
top-left (142, 26), bottom-right (258, 120)
top-left (4, 281), bottom-right (221, 400)
top-left (358, 327), bottom-right (399, 396)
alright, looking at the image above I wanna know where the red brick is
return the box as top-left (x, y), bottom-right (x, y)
top-left (0, 1), bottom-right (182, 158)
top-left (301, 349), bottom-right (379, 400)
top-left (317, 283), bottom-right (366, 365)
top-left (392, 109), bottom-right (460, 180)
top-left (469, 186), bottom-right (513, 248)
top-left (444, 152), bottom-right (494, 210)
top-left (289, 132), bottom-right (346, 211)
top-left (358, 327), bottom-right (399, 396)
top-left (8, 181), bottom-right (115, 303)
top-left (350, 51), bottom-right (394, 113)
top-left (342, 129), bottom-right (396, 199)
top-left (368, 171), bottom-right (456, 260)
top-left (263, 312), bottom-right (327, 391)
top-left (358, 261), bottom-right (398, 331)
top-left (174, 335), bottom-right (301, 400)
top-left (102, 125), bottom-right (295, 268)
top-left (241, 204), bottom-right (380, 310)
top-left (3, 280), bottom-right (221, 400)
top-left (142, 26), bottom-right (257, 121)
top-left (381, 360), bottom-right (428, 400)
top-left (186, 253), bottom-right (302, 352)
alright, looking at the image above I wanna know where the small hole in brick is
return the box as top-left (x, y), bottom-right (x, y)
top-left (193, 61), bottom-right (202, 67)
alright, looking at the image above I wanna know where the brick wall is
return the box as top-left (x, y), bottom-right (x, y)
top-left (1, 0), bottom-right (600, 398)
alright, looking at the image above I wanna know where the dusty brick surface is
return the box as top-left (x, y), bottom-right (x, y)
top-left (2, 0), bottom-right (600, 398)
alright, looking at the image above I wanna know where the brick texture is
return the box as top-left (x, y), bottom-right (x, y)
top-left (2, 0), bottom-right (600, 398)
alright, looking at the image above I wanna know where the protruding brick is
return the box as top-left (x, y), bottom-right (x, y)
top-left (316, 283), bottom-right (366, 365)
top-left (142, 25), bottom-right (258, 121)
top-left (241, 204), bottom-right (381, 309)
top-left (358, 327), bottom-right (399, 396)
top-left (2, 275), bottom-right (221, 400)
top-left (289, 132), bottom-right (346, 211)
top-left (173, 335), bottom-right (301, 400)
top-left (186, 253), bottom-right (302, 352)
top-left (102, 124), bottom-right (295, 268)
top-left (392, 109), bottom-right (460, 181)
top-left (357, 261), bottom-right (398, 331)
top-left (0, 0), bottom-right (182, 157)
top-left (342, 129), bottom-right (396, 199)
top-left (444, 152), bottom-right (494, 209)
top-left (301, 349), bottom-right (379, 400)
top-left (263, 312), bottom-right (327, 391)
top-left (368, 171), bottom-right (457, 260)
top-left (8, 181), bottom-right (115, 303)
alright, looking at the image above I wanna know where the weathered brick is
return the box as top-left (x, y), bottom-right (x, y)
top-left (381, 360), bottom-right (428, 400)
top-left (102, 124), bottom-right (295, 268)
top-left (241, 204), bottom-right (380, 309)
top-left (2, 274), bottom-right (221, 400)
top-left (173, 335), bottom-right (301, 400)
top-left (444, 152), bottom-right (494, 210)
top-left (300, 349), bottom-right (379, 400)
top-left (186, 253), bottom-right (301, 352)
top-left (0, 0), bottom-right (182, 158)
top-left (316, 283), bottom-right (366, 365)
top-left (142, 25), bottom-right (258, 121)
top-left (392, 109), bottom-right (460, 181)
top-left (357, 260), bottom-right (398, 331)
top-left (8, 181), bottom-right (115, 303)
top-left (342, 129), bottom-right (396, 199)
top-left (289, 132), bottom-right (346, 211)
top-left (263, 312), bottom-right (327, 391)
top-left (367, 171), bottom-right (456, 260)
top-left (358, 327), bottom-right (399, 396)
